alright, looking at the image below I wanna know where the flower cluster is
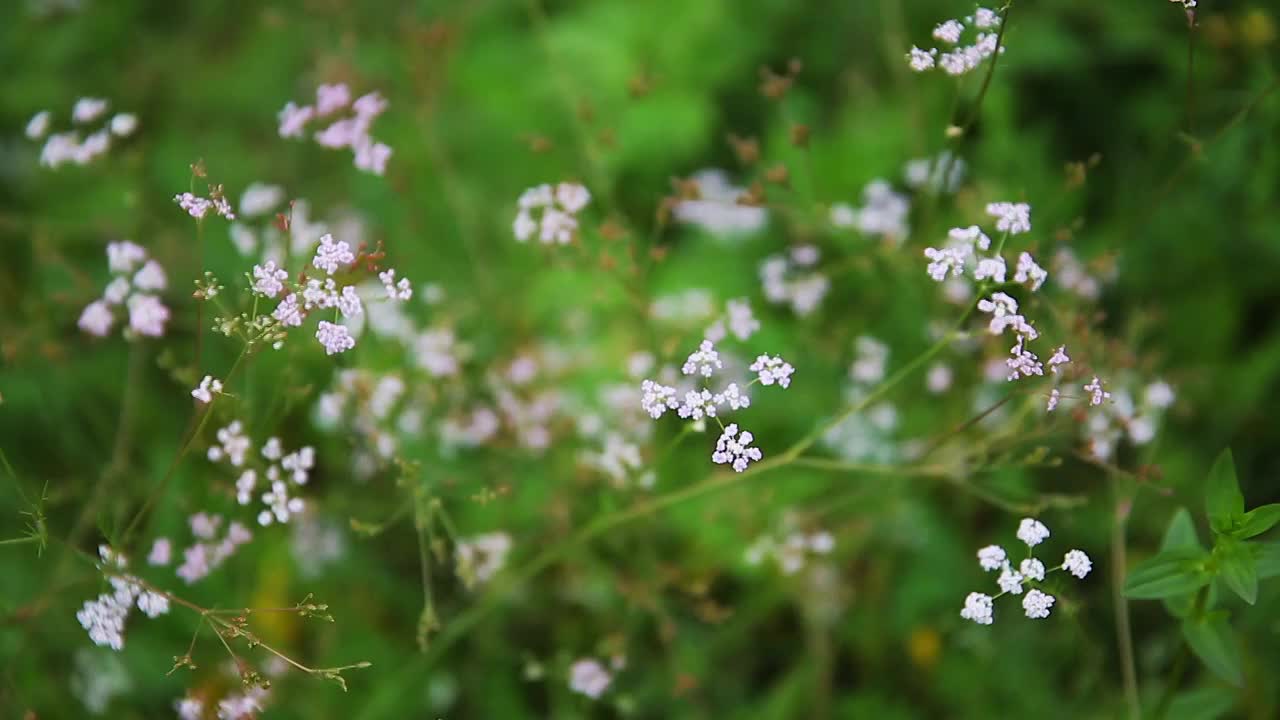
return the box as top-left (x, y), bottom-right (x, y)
top-left (641, 338), bottom-right (794, 472)
top-left (568, 658), bottom-right (614, 699)
top-left (155, 513), bottom-right (255, 584)
top-left (705, 297), bottom-right (760, 343)
top-left (829, 179), bottom-right (910, 242)
top-left (1080, 378), bottom-right (1176, 460)
top-left (760, 245), bottom-right (830, 316)
top-left (26, 98), bottom-right (137, 169)
top-left (824, 336), bottom-right (900, 462)
top-left (278, 83), bottom-right (392, 175)
top-left (744, 526), bottom-right (835, 575)
top-left (174, 186), bottom-right (237, 221)
top-left (75, 546), bottom-right (170, 651)
top-left (512, 182), bottom-right (592, 244)
top-left (78, 241), bottom-right (170, 339)
top-left (961, 518), bottom-right (1091, 625)
top-left (907, 8), bottom-right (1004, 75)
top-left (455, 532), bottom-right (513, 589)
top-left (207, 422), bottom-right (316, 527)
top-left (672, 168), bottom-right (768, 236)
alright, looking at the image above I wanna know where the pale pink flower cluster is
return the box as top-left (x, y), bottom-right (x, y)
top-left (907, 8), bottom-right (1004, 75)
top-left (278, 83), bottom-right (392, 175)
top-left (170, 513), bottom-right (254, 584)
top-left (78, 241), bottom-right (170, 339)
top-left (760, 245), bottom-right (829, 316)
top-left (744, 526), bottom-right (835, 575)
top-left (828, 179), bottom-right (910, 242)
top-left (962, 519), bottom-right (1091, 625)
top-left (512, 182), bottom-right (592, 244)
top-left (26, 99), bottom-right (137, 169)
top-left (1082, 379), bottom-right (1175, 460)
top-left (174, 190), bottom-right (236, 221)
top-left (568, 658), bottom-right (613, 699)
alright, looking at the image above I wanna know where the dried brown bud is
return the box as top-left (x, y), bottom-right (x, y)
top-left (727, 133), bottom-right (760, 165)
top-left (789, 124), bottom-right (810, 148)
top-left (764, 163), bottom-right (790, 187)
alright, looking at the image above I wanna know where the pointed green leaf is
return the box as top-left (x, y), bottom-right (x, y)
top-left (1206, 449), bottom-right (1244, 534)
top-left (1163, 508), bottom-right (1202, 551)
top-left (1216, 539), bottom-right (1258, 605)
top-left (1254, 541), bottom-right (1280, 579)
top-left (1166, 686), bottom-right (1237, 720)
top-left (1125, 547), bottom-right (1212, 599)
top-left (1235, 503), bottom-right (1280, 539)
top-left (1182, 612), bottom-right (1243, 687)
top-left (1162, 509), bottom-right (1206, 617)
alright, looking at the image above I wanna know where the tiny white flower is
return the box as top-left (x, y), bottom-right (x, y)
top-left (681, 339), bottom-right (723, 377)
top-left (986, 201), bottom-right (1031, 235)
top-left (1084, 376), bottom-right (1111, 406)
top-left (1062, 549), bottom-right (1092, 579)
top-left (568, 658), bottom-right (612, 699)
top-left (312, 233), bottom-right (355, 275)
top-left (78, 300), bottom-right (115, 337)
top-left (974, 256), bottom-right (1006, 283)
top-left (749, 354), bottom-right (795, 388)
top-left (316, 320), bottom-right (355, 355)
top-left (109, 113), bottom-right (138, 137)
top-left (132, 260), bottom-right (167, 292)
top-left (191, 375), bottom-right (223, 404)
top-left (997, 565), bottom-right (1024, 595)
top-left (1016, 518), bottom-right (1050, 547)
top-left (1019, 558), bottom-right (1046, 582)
top-left (711, 423), bottom-right (763, 473)
top-left (933, 19), bottom-right (964, 44)
top-left (1014, 252), bottom-right (1048, 291)
top-left (960, 592), bottom-right (994, 625)
top-left (252, 261), bottom-right (289, 298)
top-left (640, 379), bottom-right (679, 419)
top-left (1022, 589), bottom-right (1055, 619)
top-left (1046, 388), bottom-right (1061, 412)
top-left (907, 46), bottom-right (937, 72)
top-left (25, 110), bottom-right (51, 140)
top-left (977, 544), bottom-right (1006, 571)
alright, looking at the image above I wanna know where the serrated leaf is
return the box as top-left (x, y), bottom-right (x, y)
top-left (1206, 449), bottom-right (1244, 534)
top-left (1166, 686), bottom-right (1237, 720)
top-left (1182, 612), bottom-right (1243, 687)
top-left (1216, 539), bottom-right (1258, 605)
top-left (1235, 503), bottom-right (1280, 539)
top-left (1125, 547), bottom-right (1212, 599)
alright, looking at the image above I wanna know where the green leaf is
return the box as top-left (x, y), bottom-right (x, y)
top-left (1161, 509), bottom-right (1206, 617)
top-left (1216, 539), bottom-right (1258, 605)
top-left (1163, 508), bottom-right (1203, 551)
top-left (1206, 449), bottom-right (1244, 534)
top-left (1166, 686), bottom-right (1237, 720)
top-left (1182, 612), bottom-right (1243, 687)
top-left (1235, 503), bottom-right (1280, 539)
top-left (1254, 541), bottom-right (1280, 579)
top-left (1124, 547), bottom-right (1212, 599)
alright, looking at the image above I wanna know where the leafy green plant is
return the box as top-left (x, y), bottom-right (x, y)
top-left (1125, 449), bottom-right (1280, 690)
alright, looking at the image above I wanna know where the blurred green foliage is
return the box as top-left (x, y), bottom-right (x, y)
top-left (2, 0), bottom-right (1280, 718)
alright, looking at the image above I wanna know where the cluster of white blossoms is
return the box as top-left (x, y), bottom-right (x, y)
top-left (568, 658), bottom-right (615, 699)
top-left (904, 151), bottom-right (966, 194)
top-left (75, 546), bottom-right (170, 651)
top-left (174, 186), bottom-right (237, 221)
top-left (250, 232), bottom-right (412, 355)
top-left (512, 182), bottom-right (591, 244)
top-left (641, 338), bottom-right (793, 472)
top-left (190, 375), bottom-right (224, 404)
top-left (961, 518), bottom-right (1092, 625)
top-left (760, 245), bottom-right (830, 316)
top-left (923, 200), bottom-right (1112, 405)
top-left (207, 422), bottom-right (316, 527)
top-left (78, 241), bottom-right (170, 339)
top-left (907, 8), bottom-right (1004, 75)
top-left (744, 527), bottom-right (835, 575)
top-left (455, 532), bottom-right (513, 589)
top-left (705, 297), bottom-right (760, 343)
top-left (1082, 378), bottom-right (1176, 460)
top-left (26, 98), bottom-right (137, 169)
top-left (829, 179), bottom-right (910, 242)
top-left (824, 336), bottom-right (901, 462)
top-left (278, 83), bottom-right (392, 175)
top-left (672, 168), bottom-right (768, 237)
